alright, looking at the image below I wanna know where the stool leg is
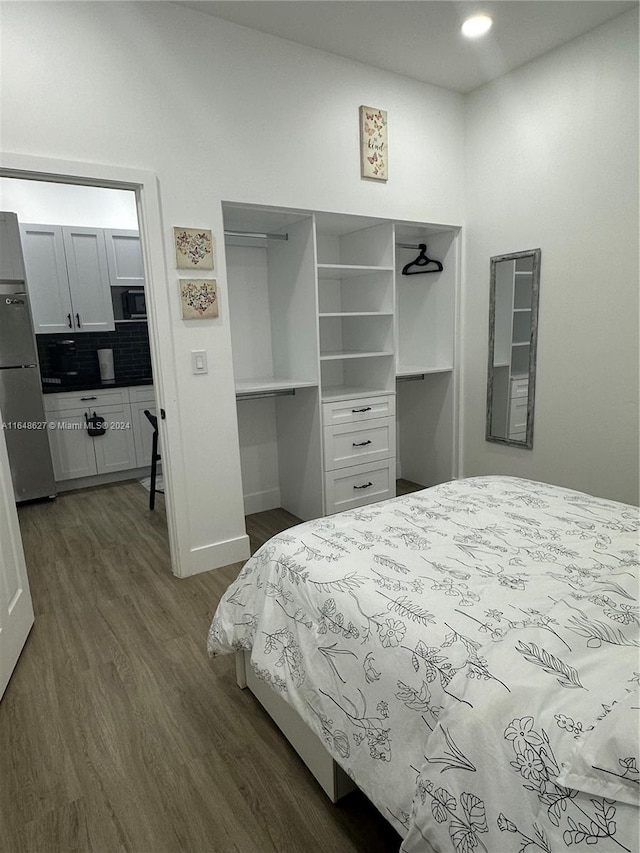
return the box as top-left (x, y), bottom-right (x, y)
top-left (149, 431), bottom-right (158, 511)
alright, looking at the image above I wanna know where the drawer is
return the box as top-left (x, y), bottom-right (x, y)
top-left (323, 417), bottom-right (395, 471)
top-left (322, 394), bottom-right (395, 426)
top-left (324, 459), bottom-right (395, 515)
top-left (43, 387), bottom-right (129, 413)
top-left (128, 385), bottom-right (155, 404)
top-left (510, 378), bottom-right (529, 399)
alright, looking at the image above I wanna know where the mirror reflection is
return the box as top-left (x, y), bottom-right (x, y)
top-left (486, 249), bottom-right (541, 448)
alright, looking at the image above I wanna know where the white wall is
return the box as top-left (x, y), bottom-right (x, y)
top-left (0, 179), bottom-right (139, 228)
top-left (0, 2), bottom-right (465, 573)
top-left (462, 10), bottom-right (639, 505)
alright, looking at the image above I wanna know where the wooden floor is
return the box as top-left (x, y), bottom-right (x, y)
top-left (2, 481), bottom-right (408, 853)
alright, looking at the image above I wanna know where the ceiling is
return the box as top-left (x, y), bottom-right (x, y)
top-left (177, 1), bottom-right (637, 93)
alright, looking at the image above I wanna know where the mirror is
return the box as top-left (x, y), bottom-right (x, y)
top-left (486, 249), bottom-right (541, 448)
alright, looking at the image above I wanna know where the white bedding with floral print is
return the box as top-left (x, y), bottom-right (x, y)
top-left (208, 476), bottom-right (639, 853)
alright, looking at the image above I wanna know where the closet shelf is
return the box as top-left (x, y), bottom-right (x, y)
top-left (319, 311), bottom-right (393, 318)
top-left (317, 263), bottom-right (394, 279)
top-left (396, 364), bottom-right (453, 377)
top-left (234, 378), bottom-right (318, 396)
top-left (320, 350), bottom-right (394, 361)
top-left (321, 386), bottom-right (392, 403)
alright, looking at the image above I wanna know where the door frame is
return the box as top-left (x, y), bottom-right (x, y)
top-left (0, 151), bottom-right (186, 576)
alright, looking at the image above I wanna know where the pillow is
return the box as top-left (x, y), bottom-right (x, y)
top-left (557, 685), bottom-right (639, 806)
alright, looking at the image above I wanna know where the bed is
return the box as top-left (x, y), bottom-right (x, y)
top-left (208, 476), bottom-right (639, 853)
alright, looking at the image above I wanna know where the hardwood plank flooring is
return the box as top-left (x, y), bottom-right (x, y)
top-left (3, 481), bottom-right (403, 853)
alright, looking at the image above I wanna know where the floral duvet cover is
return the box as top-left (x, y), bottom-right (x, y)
top-left (208, 476), bottom-right (639, 853)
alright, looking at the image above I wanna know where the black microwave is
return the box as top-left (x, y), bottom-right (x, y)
top-left (121, 289), bottom-right (147, 320)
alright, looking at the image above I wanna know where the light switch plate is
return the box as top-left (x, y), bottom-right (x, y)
top-left (191, 350), bottom-right (208, 374)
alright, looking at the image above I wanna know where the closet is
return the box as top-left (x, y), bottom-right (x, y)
top-left (222, 202), bottom-right (459, 520)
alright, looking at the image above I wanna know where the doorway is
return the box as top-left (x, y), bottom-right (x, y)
top-left (0, 157), bottom-right (179, 575)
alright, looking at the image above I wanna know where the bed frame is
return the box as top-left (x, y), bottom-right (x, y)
top-left (235, 650), bottom-right (355, 802)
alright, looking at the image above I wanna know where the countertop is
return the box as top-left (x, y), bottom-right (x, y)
top-left (41, 377), bottom-right (153, 394)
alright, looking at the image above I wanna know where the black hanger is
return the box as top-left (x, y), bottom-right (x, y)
top-left (402, 243), bottom-right (443, 275)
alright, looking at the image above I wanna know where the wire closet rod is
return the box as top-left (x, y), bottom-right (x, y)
top-left (224, 229), bottom-right (288, 241)
top-left (396, 242), bottom-right (427, 250)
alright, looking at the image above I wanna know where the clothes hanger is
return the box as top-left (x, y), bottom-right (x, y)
top-left (402, 243), bottom-right (443, 275)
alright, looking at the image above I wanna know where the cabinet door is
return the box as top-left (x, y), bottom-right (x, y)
top-left (61, 227), bottom-right (115, 333)
top-left (93, 403), bottom-right (137, 474)
top-left (20, 224), bottom-right (74, 334)
top-left (104, 230), bottom-right (145, 287)
top-left (47, 409), bottom-right (98, 480)
top-left (0, 212), bottom-right (26, 281)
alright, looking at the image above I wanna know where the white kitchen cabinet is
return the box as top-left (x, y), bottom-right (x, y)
top-left (43, 388), bottom-right (137, 481)
top-left (20, 223), bottom-right (115, 334)
top-left (129, 385), bottom-right (158, 468)
top-left (104, 229), bottom-right (145, 287)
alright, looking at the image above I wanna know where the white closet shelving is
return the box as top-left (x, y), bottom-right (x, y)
top-left (222, 202), bottom-right (460, 520)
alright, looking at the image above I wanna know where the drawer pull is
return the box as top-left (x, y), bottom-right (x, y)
top-left (353, 482), bottom-right (373, 490)
top-left (80, 396), bottom-right (98, 401)
top-left (352, 406), bottom-right (372, 413)
top-left (352, 440), bottom-right (372, 447)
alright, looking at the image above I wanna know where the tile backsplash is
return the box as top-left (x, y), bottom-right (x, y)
top-left (37, 323), bottom-right (152, 385)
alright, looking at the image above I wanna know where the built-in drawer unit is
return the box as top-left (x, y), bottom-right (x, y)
top-left (323, 417), bottom-right (395, 471)
top-left (322, 393), bottom-right (395, 426)
top-left (324, 459), bottom-right (395, 515)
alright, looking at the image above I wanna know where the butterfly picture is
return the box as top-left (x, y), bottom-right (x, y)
top-left (359, 106), bottom-right (388, 181)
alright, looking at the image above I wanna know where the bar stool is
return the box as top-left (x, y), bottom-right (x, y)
top-left (143, 409), bottom-right (163, 510)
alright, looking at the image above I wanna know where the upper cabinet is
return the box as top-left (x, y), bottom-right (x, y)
top-left (104, 229), bottom-right (145, 287)
top-left (0, 212), bottom-right (26, 281)
top-left (20, 224), bottom-right (116, 334)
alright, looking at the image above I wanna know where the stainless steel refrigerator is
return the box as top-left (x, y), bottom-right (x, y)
top-left (0, 214), bottom-right (56, 502)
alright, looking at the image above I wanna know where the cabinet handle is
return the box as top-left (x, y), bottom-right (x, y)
top-left (352, 440), bottom-right (372, 447)
top-left (67, 313), bottom-right (72, 329)
top-left (353, 482), bottom-right (373, 490)
top-left (80, 396), bottom-right (97, 401)
top-left (352, 407), bottom-right (372, 413)
top-left (76, 313), bottom-right (81, 328)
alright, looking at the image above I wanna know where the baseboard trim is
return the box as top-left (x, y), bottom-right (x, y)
top-left (183, 533), bottom-right (251, 576)
top-left (242, 487), bottom-right (281, 516)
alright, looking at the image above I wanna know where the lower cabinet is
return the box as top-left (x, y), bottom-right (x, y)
top-left (128, 386), bottom-right (159, 468)
top-left (322, 393), bottom-right (396, 514)
top-left (43, 386), bottom-right (154, 482)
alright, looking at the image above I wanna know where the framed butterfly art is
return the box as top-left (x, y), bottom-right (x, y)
top-left (359, 105), bottom-right (388, 181)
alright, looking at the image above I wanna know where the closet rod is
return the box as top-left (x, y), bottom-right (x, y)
top-left (224, 230), bottom-right (288, 241)
top-left (396, 373), bottom-right (425, 383)
top-left (236, 389), bottom-right (296, 401)
top-left (396, 242), bottom-right (425, 250)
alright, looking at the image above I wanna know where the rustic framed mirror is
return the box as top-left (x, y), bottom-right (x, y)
top-left (486, 249), bottom-right (541, 448)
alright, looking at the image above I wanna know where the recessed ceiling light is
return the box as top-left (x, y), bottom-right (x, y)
top-left (461, 14), bottom-right (493, 38)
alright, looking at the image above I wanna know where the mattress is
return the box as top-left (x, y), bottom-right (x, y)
top-left (208, 476), bottom-right (639, 852)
